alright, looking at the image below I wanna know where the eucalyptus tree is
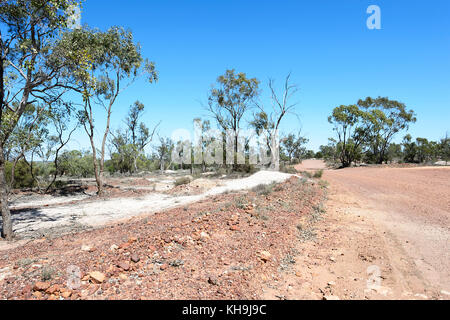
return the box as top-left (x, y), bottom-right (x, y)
top-left (125, 100), bottom-right (159, 173)
top-left (281, 132), bottom-right (309, 164)
top-left (358, 97), bottom-right (416, 164)
top-left (155, 136), bottom-right (173, 172)
top-left (328, 104), bottom-right (371, 167)
top-left (57, 27), bottom-right (158, 195)
top-left (27, 102), bottom-right (78, 192)
top-left (5, 103), bottom-right (49, 190)
top-left (328, 97), bottom-right (415, 167)
top-left (402, 134), bottom-right (417, 163)
top-left (108, 129), bottom-right (135, 174)
top-left (0, 0), bottom-right (82, 239)
top-left (207, 69), bottom-right (259, 169)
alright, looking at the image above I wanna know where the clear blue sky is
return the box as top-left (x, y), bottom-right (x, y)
top-left (69, 0), bottom-right (450, 152)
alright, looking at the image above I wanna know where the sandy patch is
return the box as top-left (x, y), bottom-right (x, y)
top-left (2, 171), bottom-right (292, 240)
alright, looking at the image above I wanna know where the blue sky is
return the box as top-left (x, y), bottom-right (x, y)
top-left (69, 0), bottom-right (450, 152)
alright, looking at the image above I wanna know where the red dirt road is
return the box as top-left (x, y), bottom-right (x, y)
top-left (323, 164), bottom-right (450, 296)
top-left (267, 161), bottom-right (450, 300)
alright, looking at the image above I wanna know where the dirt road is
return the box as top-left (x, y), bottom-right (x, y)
top-left (279, 161), bottom-right (450, 299)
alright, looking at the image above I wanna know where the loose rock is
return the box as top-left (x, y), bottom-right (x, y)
top-left (130, 254), bottom-right (140, 263)
top-left (258, 251), bottom-right (272, 262)
top-left (33, 282), bottom-right (50, 292)
top-left (89, 271), bottom-right (106, 284)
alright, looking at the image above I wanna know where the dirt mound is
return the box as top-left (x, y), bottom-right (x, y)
top-left (168, 178), bottom-right (219, 195)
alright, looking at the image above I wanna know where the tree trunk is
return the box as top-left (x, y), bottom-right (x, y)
top-left (0, 148), bottom-right (13, 240)
top-left (87, 130), bottom-right (103, 196)
top-left (133, 156), bottom-right (138, 174)
top-left (270, 131), bottom-right (280, 171)
top-left (99, 105), bottom-right (112, 193)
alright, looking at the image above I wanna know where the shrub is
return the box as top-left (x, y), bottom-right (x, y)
top-left (174, 176), bottom-right (191, 186)
top-left (252, 182), bottom-right (277, 196)
top-left (58, 150), bottom-right (95, 178)
top-left (5, 160), bottom-right (36, 189)
top-left (234, 163), bottom-right (258, 174)
top-left (313, 169), bottom-right (323, 178)
top-left (41, 266), bottom-right (57, 281)
top-left (301, 171), bottom-right (312, 179)
top-left (234, 195), bottom-right (248, 209)
top-left (280, 164), bottom-right (298, 174)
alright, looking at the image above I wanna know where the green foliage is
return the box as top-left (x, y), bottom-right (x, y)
top-left (318, 140), bottom-right (338, 163)
top-left (108, 130), bottom-right (137, 174)
top-left (0, 0), bottom-right (82, 144)
top-left (440, 134), bottom-right (450, 164)
top-left (54, 26), bottom-right (158, 95)
top-left (250, 112), bottom-right (271, 136)
top-left (233, 163), bottom-right (258, 174)
top-left (208, 69), bottom-right (259, 129)
top-left (386, 143), bottom-right (403, 163)
top-left (328, 97), bottom-right (415, 167)
top-left (313, 170), bottom-right (323, 178)
top-left (40, 266), bottom-right (57, 281)
top-left (415, 137), bottom-right (439, 163)
top-left (207, 69), bottom-right (259, 168)
top-left (57, 150), bottom-right (94, 177)
top-left (107, 101), bottom-right (158, 175)
top-left (5, 160), bottom-right (35, 189)
top-left (3, 103), bottom-right (51, 161)
top-left (358, 97), bottom-right (416, 164)
top-left (281, 132), bottom-right (309, 163)
top-left (328, 104), bottom-right (370, 167)
top-left (401, 135), bottom-right (441, 164)
top-left (155, 137), bottom-right (174, 171)
top-left (402, 134), bottom-right (417, 163)
top-left (304, 150), bottom-right (315, 159)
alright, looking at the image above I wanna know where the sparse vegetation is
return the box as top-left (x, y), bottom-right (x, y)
top-left (313, 169), bottom-right (323, 179)
top-left (174, 176), bottom-right (191, 186)
top-left (252, 182), bottom-right (277, 196)
top-left (280, 164), bottom-right (298, 174)
top-left (40, 266), bottom-right (57, 281)
top-left (234, 195), bottom-right (249, 209)
top-left (297, 224), bottom-right (317, 242)
top-left (17, 258), bottom-right (35, 268)
top-left (318, 180), bottom-right (329, 189)
top-left (301, 171), bottom-right (313, 179)
top-left (279, 249), bottom-right (298, 271)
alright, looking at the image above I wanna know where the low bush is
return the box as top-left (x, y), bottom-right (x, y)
top-left (301, 171), bottom-right (313, 179)
top-left (174, 176), bottom-right (191, 186)
top-left (280, 164), bottom-right (298, 174)
top-left (5, 160), bottom-right (36, 189)
top-left (234, 163), bottom-right (258, 174)
top-left (252, 182), bottom-right (277, 196)
top-left (313, 169), bottom-right (323, 178)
